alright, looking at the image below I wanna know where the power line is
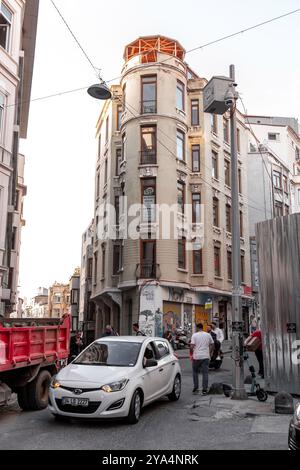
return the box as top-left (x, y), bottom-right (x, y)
top-left (5, 7), bottom-right (300, 110)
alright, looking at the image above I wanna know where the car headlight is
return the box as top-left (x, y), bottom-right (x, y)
top-left (294, 403), bottom-right (300, 424)
top-left (100, 379), bottom-right (128, 393)
top-left (50, 377), bottom-right (61, 389)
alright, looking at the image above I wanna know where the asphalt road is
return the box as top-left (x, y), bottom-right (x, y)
top-left (0, 354), bottom-right (291, 450)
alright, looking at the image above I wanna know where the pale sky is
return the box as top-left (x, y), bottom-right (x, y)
top-left (19, 0), bottom-right (300, 298)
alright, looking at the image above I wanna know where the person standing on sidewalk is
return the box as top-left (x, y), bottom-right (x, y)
top-left (190, 323), bottom-right (214, 395)
top-left (251, 328), bottom-right (264, 378)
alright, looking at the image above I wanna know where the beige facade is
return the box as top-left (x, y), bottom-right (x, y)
top-left (91, 36), bottom-right (253, 339)
top-left (48, 282), bottom-right (70, 319)
top-left (0, 0), bottom-right (39, 315)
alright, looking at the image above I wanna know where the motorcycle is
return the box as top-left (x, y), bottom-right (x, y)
top-left (209, 339), bottom-right (224, 370)
top-left (174, 329), bottom-right (189, 350)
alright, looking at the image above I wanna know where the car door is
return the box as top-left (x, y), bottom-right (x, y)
top-left (153, 340), bottom-right (175, 396)
top-left (140, 342), bottom-right (163, 404)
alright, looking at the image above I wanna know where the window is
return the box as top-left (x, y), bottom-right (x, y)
top-left (94, 252), bottom-right (98, 284)
top-left (241, 253), bottom-right (245, 283)
top-left (211, 114), bottom-right (218, 134)
top-left (295, 147), bottom-right (300, 160)
top-left (298, 189), bottom-right (300, 205)
top-left (96, 172), bottom-right (100, 198)
top-left (193, 242), bottom-right (202, 274)
top-left (177, 181), bottom-right (185, 214)
top-left (122, 133), bottom-right (126, 161)
top-left (105, 116), bottom-right (109, 142)
top-left (141, 240), bottom-right (156, 278)
top-left (237, 128), bottom-right (241, 153)
top-left (176, 129), bottom-right (185, 160)
top-left (212, 151), bottom-right (218, 179)
top-left (104, 158), bottom-right (108, 185)
top-left (226, 204), bottom-right (231, 232)
top-left (283, 175), bottom-right (288, 193)
top-left (115, 196), bottom-right (120, 225)
top-left (113, 244), bottom-right (121, 275)
top-left (176, 80), bottom-right (185, 111)
top-left (0, 94), bottom-right (5, 139)
top-left (238, 168), bottom-right (242, 194)
top-left (87, 258), bottom-right (93, 278)
top-left (191, 99), bottom-right (199, 126)
top-left (274, 202), bottom-right (283, 217)
top-left (53, 294), bottom-right (61, 304)
top-left (0, 3), bottom-right (12, 51)
top-left (141, 125), bottom-right (156, 164)
top-left (224, 159), bottom-right (231, 187)
top-left (101, 245), bottom-right (106, 278)
top-left (122, 84), bottom-right (126, 112)
top-left (192, 193), bottom-right (201, 223)
top-left (285, 204), bottom-right (289, 215)
top-left (240, 210), bottom-right (243, 237)
top-left (141, 75), bottom-right (157, 114)
top-left (71, 289), bottom-right (79, 305)
top-left (97, 133), bottom-right (101, 157)
top-left (223, 119), bottom-right (229, 143)
top-left (154, 340), bottom-right (170, 359)
top-left (116, 148), bottom-right (122, 176)
top-left (178, 237), bottom-right (186, 269)
top-left (192, 145), bottom-right (200, 172)
top-left (214, 246), bottom-right (221, 277)
top-left (117, 105), bottom-right (122, 131)
top-left (268, 132), bottom-right (279, 141)
top-left (227, 251), bottom-right (232, 280)
top-left (273, 170), bottom-right (281, 189)
top-left (11, 227), bottom-right (17, 250)
top-left (213, 197), bottom-right (219, 227)
top-left (95, 215), bottom-right (99, 240)
top-left (142, 178), bottom-right (156, 223)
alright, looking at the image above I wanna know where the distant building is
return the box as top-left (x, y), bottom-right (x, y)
top-left (70, 268), bottom-right (80, 332)
top-left (0, 0), bottom-right (39, 316)
top-left (48, 282), bottom-right (70, 318)
top-left (79, 222), bottom-right (96, 344)
top-left (31, 287), bottom-right (49, 318)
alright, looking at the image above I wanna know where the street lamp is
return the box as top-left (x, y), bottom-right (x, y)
top-left (87, 80), bottom-right (111, 100)
top-left (203, 65), bottom-right (247, 400)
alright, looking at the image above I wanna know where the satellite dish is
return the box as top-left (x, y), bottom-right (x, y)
top-left (87, 82), bottom-right (111, 100)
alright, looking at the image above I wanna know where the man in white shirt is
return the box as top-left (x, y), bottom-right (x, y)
top-left (190, 323), bottom-right (214, 395)
top-left (211, 322), bottom-right (224, 343)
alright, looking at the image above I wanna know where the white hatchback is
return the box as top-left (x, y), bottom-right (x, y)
top-left (48, 336), bottom-right (181, 424)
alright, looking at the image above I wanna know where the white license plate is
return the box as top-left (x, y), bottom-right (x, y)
top-left (62, 397), bottom-right (89, 407)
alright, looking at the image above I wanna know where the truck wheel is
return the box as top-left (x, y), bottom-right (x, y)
top-left (17, 386), bottom-right (30, 411)
top-left (27, 370), bottom-right (52, 410)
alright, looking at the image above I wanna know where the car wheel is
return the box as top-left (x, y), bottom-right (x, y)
top-left (256, 389), bottom-right (268, 402)
top-left (168, 374), bottom-right (181, 401)
top-left (127, 390), bottom-right (141, 424)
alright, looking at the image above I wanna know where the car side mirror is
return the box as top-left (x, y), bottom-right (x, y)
top-left (144, 359), bottom-right (158, 368)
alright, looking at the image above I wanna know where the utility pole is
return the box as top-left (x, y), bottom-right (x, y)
top-left (229, 64), bottom-right (247, 400)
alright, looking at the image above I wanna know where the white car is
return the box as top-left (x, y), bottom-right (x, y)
top-left (48, 336), bottom-right (181, 424)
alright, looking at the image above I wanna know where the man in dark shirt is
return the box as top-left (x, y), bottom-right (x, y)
top-left (133, 323), bottom-right (145, 336)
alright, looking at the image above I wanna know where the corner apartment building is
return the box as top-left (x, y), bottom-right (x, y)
top-left (91, 36), bottom-right (253, 339)
top-left (79, 221), bottom-right (96, 345)
top-left (0, 0), bottom-right (39, 316)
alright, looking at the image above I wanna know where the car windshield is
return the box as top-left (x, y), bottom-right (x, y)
top-left (73, 341), bottom-right (142, 367)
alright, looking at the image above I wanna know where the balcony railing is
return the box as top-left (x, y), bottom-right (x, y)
top-left (141, 102), bottom-right (156, 114)
top-left (140, 149), bottom-right (157, 165)
top-left (136, 263), bottom-right (160, 280)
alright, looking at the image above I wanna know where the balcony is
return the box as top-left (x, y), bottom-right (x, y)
top-left (135, 263), bottom-right (161, 280)
top-left (140, 149), bottom-right (157, 165)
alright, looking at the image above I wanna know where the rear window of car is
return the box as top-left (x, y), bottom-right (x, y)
top-left (154, 340), bottom-right (170, 359)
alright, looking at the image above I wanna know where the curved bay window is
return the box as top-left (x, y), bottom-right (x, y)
top-left (141, 125), bottom-right (157, 164)
top-left (142, 178), bottom-right (156, 223)
top-left (141, 75), bottom-right (157, 114)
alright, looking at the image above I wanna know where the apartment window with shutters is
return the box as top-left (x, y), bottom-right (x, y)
top-left (226, 204), bottom-right (231, 232)
top-left (192, 193), bottom-right (201, 223)
top-left (116, 148), bottom-right (122, 176)
top-left (227, 250), bottom-right (232, 280)
top-left (141, 75), bottom-right (157, 114)
top-left (178, 237), bottom-right (186, 269)
top-left (117, 105), bottom-right (122, 131)
top-left (191, 99), bottom-right (199, 126)
top-left (224, 159), bottom-right (231, 187)
top-left (0, 3), bottom-right (12, 52)
top-left (176, 129), bottom-right (185, 160)
top-left (176, 80), bottom-right (185, 111)
top-left (141, 125), bottom-right (157, 164)
top-left (192, 144), bottom-right (200, 172)
top-left (213, 197), bottom-right (219, 227)
top-left (214, 245), bottom-right (221, 277)
top-left (193, 242), bottom-right (202, 274)
top-left (273, 170), bottom-right (282, 189)
top-left (105, 116), bottom-right (109, 143)
top-left (113, 244), bottom-right (120, 275)
top-left (212, 151), bottom-right (218, 179)
top-left (223, 118), bottom-right (229, 144)
top-left (177, 181), bottom-right (185, 214)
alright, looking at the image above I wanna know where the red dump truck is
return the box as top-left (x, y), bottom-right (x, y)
top-left (0, 314), bottom-right (70, 410)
